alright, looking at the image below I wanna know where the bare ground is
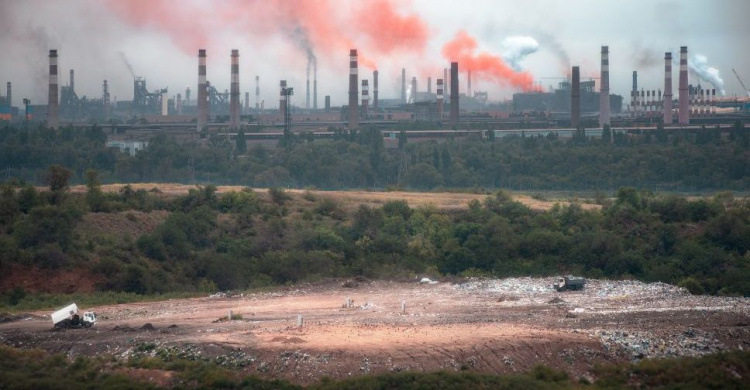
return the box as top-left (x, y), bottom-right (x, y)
top-left (1, 278), bottom-right (747, 385)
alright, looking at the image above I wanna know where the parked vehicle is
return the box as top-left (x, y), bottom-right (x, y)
top-left (553, 276), bottom-right (586, 292)
top-left (51, 303), bottom-right (96, 329)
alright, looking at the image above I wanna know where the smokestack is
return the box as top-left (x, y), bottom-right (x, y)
top-left (230, 49), bottom-right (240, 129)
top-left (176, 93), bottom-right (182, 115)
top-left (663, 52), bottom-right (672, 124)
top-left (678, 46), bottom-right (689, 125)
top-left (411, 77), bottom-right (417, 103)
top-left (48, 49), bottom-right (59, 129)
top-left (197, 49), bottom-right (207, 131)
top-left (69, 69), bottom-right (74, 92)
top-left (437, 78), bottom-right (444, 119)
top-left (185, 87), bottom-right (191, 105)
top-left (348, 49), bottom-right (359, 128)
top-left (428, 77), bottom-right (432, 94)
top-left (102, 80), bottom-right (110, 122)
top-left (631, 71), bottom-right (638, 114)
top-left (444, 68), bottom-right (448, 97)
top-left (450, 62), bottom-right (459, 127)
top-left (325, 95), bottom-right (330, 112)
top-left (255, 75), bottom-right (259, 109)
top-left (467, 69), bottom-right (472, 97)
top-left (161, 90), bottom-right (168, 116)
top-left (313, 66), bottom-right (318, 110)
top-left (306, 69), bottom-right (310, 109)
top-left (245, 92), bottom-right (249, 113)
top-left (361, 79), bottom-right (369, 119)
top-left (571, 66), bottom-right (580, 128)
top-left (279, 80), bottom-right (287, 118)
top-left (6, 82), bottom-right (11, 107)
top-left (401, 68), bottom-right (406, 104)
top-left (599, 46), bottom-right (610, 127)
top-left (373, 70), bottom-right (379, 109)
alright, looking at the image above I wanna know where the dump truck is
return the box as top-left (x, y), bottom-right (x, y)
top-left (51, 303), bottom-right (96, 329)
top-left (553, 276), bottom-right (586, 292)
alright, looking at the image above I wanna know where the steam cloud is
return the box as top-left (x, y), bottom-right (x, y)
top-left (499, 36), bottom-right (539, 72)
top-left (689, 54), bottom-right (726, 96)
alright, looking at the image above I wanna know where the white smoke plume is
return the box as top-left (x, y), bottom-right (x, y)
top-left (500, 36), bottom-right (539, 72)
top-left (689, 54), bottom-right (725, 96)
top-left (406, 83), bottom-right (414, 104)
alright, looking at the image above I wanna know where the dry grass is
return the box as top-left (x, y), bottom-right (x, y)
top-left (68, 183), bottom-right (601, 212)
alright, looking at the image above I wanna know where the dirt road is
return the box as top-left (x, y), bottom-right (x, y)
top-left (1, 278), bottom-right (747, 384)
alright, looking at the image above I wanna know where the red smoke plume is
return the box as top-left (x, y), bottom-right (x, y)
top-left (105, 0), bottom-right (429, 70)
top-left (442, 30), bottom-right (538, 92)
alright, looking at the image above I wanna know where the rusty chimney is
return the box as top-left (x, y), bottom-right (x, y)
top-left (571, 66), bottom-right (580, 128)
top-left (663, 52), bottom-right (673, 124)
top-left (450, 62), bottom-right (459, 127)
top-left (678, 46), bottom-right (689, 125)
top-left (197, 49), bottom-right (207, 131)
top-left (348, 49), bottom-right (359, 128)
top-left (361, 79), bottom-right (369, 119)
top-left (437, 78), bottom-right (444, 119)
top-left (230, 49), bottom-right (240, 129)
top-left (599, 46), bottom-right (610, 127)
top-left (48, 49), bottom-right (59, 129)
top-left (373, 70), bottom-right (379, 110)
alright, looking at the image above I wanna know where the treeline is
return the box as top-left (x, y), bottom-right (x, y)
top-left (0, 122), bottom-right (747, 191)
top-left (1, 345), bottom-right (748, 389)
top-left (1, 171), bottom-right (748, 303)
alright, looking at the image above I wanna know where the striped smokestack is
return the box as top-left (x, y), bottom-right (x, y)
top-left (571, 66), bottom-right (580, 128)
top-left (663, 52), bottom-right (672, 124)
top-left (48, 50), bottom-right (59, 129)
top-left (450, 62), bottom-right (459, 127)
top-left (599, 46), bottom-right (610, 127)
top-left (197, 49), bottom-right (207, 131)
top-left (678, 46), bottom-right (689, 125)
top-left (348, 49), bottom-right (359, 128)
top-left (401, 68), bottom-right (406, 104)
top-left (361, 79), bottom-right (369, 119)
top-left (279, 80), bottom-right (287, 118)
top-left (230, 49), bottom-right (240, 129)
top-left (373, 70), bottom-right (379, 109)
top-left (436, 78), bottom-right (444, 119)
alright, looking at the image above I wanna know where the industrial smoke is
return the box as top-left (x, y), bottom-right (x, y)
top-left (689, 54), bottom-right (726, 96)
top-left (500, 36), bottom-right (539, 72)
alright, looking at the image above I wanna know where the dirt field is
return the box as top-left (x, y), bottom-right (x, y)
top-left (1, 278), bottom-right (747, 384)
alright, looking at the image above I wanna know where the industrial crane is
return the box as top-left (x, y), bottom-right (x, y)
top-left (732, 68), bottom-right (750, 97)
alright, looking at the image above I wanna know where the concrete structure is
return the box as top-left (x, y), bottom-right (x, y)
top-left (161, 90), bottom-right (168, 116)
top-left (450, 62), bottom-right (459, 127)
top-left (678, 46), bottom-right (689, 125)
top-left (571, 66), bottom-right (580, 128)
top-left (444, 68), bottom-right (448, 97)
top-left (348, 49), bottom-right (358, 128)
top-left (401, 68), bottom-right (406, 104)
top-left (306, 70), bottom-right (310, 109)
top-left (410, 77), bottom-right (417, 103)
top-left (313, 71), bottom-right (318, 110)
top-left (176, 92), bottom-right (182, 115)
top-left (230, 49), bottom-right (240, 129)
top-left (436, 78), bottom-right (444, 119)
top-left (631, 71), bottom-right (638, 114)
top-left (428, 77), bottom-right (432, 94)
top-left (373, 70), bottom-right (379, 109)
top-left (103, 80), bottom-right (110, 121)
top-left (255, 75), bottom-right (260, 109)
top-left (48, 49), bottom-right (59, 129)
top-left (361, 79), bottom-right (369, 118)
top-left (325, 95), bottom-right (330, 112)
top-left (599, 46), bottom-right (610, 127)
top-left (197, 49), bottom-right (207, 131)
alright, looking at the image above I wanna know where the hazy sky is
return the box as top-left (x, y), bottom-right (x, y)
top-left (1, 0), bottom-right (748, 108)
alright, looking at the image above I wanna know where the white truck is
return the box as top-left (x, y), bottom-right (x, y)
top-left (51, 303), bottom-right (97, 329)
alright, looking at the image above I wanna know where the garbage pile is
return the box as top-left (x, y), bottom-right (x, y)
top-left (595, 328), bottom-right (726, 360)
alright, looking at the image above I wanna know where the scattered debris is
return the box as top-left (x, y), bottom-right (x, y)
top-left (419, 277), bottom-right (438, 284)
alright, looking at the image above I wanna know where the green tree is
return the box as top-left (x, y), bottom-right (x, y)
top-left (236, 128), bottom-right (247, 154)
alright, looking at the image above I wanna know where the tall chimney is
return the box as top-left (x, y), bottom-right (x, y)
top-left (361, 79), bottom-right (369, 119)
top-left (599, 46), bottom-right (610, 127)
top-left (348, 49), bottom-right (359, 128)
top-left (176, 93), bottom-right (182, 115)
top-left (678, 46), bottom-right (689, 125)
top-left (69, 69), bottom-right (74, 92)
top-left (254, 75), bottom-right (259, 110)
top-left (411, 77), bottom-right (417, 103)
top-left (48, 49), bottom-right (59, 129)
top-left (401, 68), bottom-right (406, 104)
top-left (444, 68), bottom-right (448, 97)
top-left (436, 78), bottom-right (444, 119)
top-left (6, 82), bottom-right (11, 107)
top-left (197, 49), bottom-right (207, 131)
top-left (102, 80), bottom-right (110, 122)
top-left (306, 68), bottom-right (310, 109)
top-left (467, 69), bottom-right (472, 97)
top-left (428, 77), bottom-right (432, 94)
top-left (279, 80), bottom-right (287, 118)
top-left (373, 70), bottom-right (379, 109)
top-left (161, 89), bottom-right (168, 116)
top-left (663, 52), bottom-right (672, 124)
top-left (450, 62), bottom-right (459, 127)
top-left (571, 66), bottom-right (580, 128)
top-left (325, 95), bottom-right (330, 112)
top-left (631, 71), bottom-right (638, 114)
top-left (230, 49), bottom-right (240, 129)
top-left (313, 65), bottom-right (318, 110)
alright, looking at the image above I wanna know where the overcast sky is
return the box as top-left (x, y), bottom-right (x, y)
top-left (1, 0), bottom-right (748, 108)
